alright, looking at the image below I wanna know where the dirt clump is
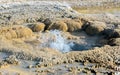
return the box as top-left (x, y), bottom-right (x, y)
top-left (15, 26), bottom-right (33, 38)
top-left (48, 21), bottom-right (68, 32)
top-left (73, 18), bottom-right (84, 26)
top-left (28, 22), bottom-right (45, 32)
top-left (4, 29), bottom-right (17, 39)
top-left (64, 19), bottom-right (82, 32)
top-left (0, 27), bottom-right (17, 39)
top-left (85, 21), bottom-right (106, 35)
top-left (108, 38), bottom-right (120, 46)
top-left (0, 26), bottom-right (33, 39)
top-left (43, 18), bottom-right (54, 30)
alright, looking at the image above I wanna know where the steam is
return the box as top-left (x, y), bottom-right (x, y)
top-left (39, 30), bottom-right (74, 53)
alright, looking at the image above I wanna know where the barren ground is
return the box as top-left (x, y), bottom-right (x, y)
top-left (0, 0), bottom-right (120, 75)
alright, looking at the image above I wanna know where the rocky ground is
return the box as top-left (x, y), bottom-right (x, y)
top-left (0, 0), bottom-right (120, 75)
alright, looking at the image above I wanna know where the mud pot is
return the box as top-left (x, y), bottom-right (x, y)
top-left (0, 0), bottom-right (120, 75)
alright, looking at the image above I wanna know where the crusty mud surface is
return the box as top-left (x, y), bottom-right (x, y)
top-left (0, 0), bottom-right (120, 75)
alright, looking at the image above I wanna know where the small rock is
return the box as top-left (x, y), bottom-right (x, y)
top-left (68, 67), bottom-right (77, 72)
top-left (26, 18), bottom-right (36, 23)
top-left (28, 65), bottom-right (33, 69)
top-left (65, 65), bottom-right (68, 68)
top-left (68, 59), bottom-right (74, 63)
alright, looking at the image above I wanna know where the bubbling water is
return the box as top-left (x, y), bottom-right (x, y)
top-left (39, 30), bottom-right (74, 53)
top-left (38, 30), bottom-right (102, 53)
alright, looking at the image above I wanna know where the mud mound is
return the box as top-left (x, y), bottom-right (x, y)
top-left (28, 22), bottom-right (45, 32)
top-left (15, 26), bottom-right (33, 38)
top-left (65, 19), bottom-right (82, 32)
top-left (48, 21), bottom-right (68, 32)
top-left (0, 26), bottom-right (33, 39)
top-left (85, 21), bottom-right (106, 35)
top-left (108, 38), bottom-right (120, 46)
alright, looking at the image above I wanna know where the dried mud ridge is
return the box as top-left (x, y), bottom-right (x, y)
top-left (0, 1), bottom-right (120, 75)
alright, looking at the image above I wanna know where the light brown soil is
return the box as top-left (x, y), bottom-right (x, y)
top-left (0, 0), bottom-right (120, 75)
